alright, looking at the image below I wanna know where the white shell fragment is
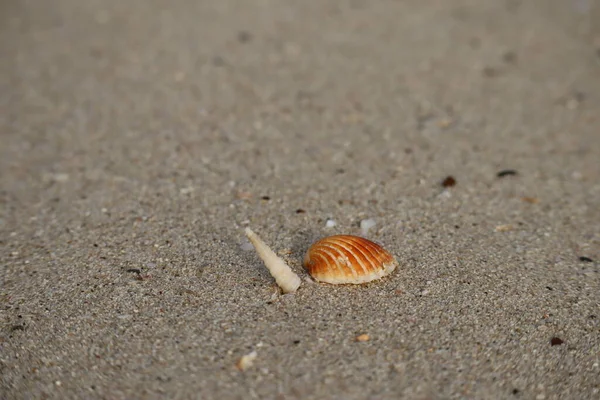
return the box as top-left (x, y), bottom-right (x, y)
top-left (236, 351), bottom-right (257, 371)
top-left (360, 218), bottom-right (376, 235)
top-left (244, 228), bottom-right (301, 293)
top-left (325, 219), bottom-right (336, 228)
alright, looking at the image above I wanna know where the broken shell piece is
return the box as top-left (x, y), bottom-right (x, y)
top-left (236, 350), bottom-right (257, 371)
top-left (356, 334), bottom-right (370, 342)
top-left (495, 224), bottom-right (514, 232)
top-left (360, 218), bottom-right (376, 235)
top-left (244, 228), bottom-right (301, 293)
top-left (303, 235), bottom-right (398, 284)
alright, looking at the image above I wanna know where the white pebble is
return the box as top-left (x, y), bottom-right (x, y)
top-left (325, 219), bottom-right (336, 228)
top-left (360, 218), bottom-right (376, 235)
top-left (53, 173), bottom-right (69, 182)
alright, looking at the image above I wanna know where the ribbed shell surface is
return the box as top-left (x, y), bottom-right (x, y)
top-left (303, 235), bottom-right (398, 284)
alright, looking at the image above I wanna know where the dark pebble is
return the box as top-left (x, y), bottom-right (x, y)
top-left (261, 196), bottom-right (270, 200)
top-left (579, 256), bottom-right (593, 263)
top-left (296, 209), bottom-right (306, 214)
top-left (126, 268), bottom-right (142, 274)
top-left (497, 169), bottom-right (518, 177)
top-left (550, 337), bottom-right (564, 346)
top-left (441, 176), bottom-right (456, 187)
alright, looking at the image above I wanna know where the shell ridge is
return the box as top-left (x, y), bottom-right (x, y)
top-left (312, 245), bottom-right (349, 280)
top-left (335, 236), bottom-right (380, 272)
top-left (347, 237), bottom-right (391, 268)
top-left (318, 241), bottom-right (360, 278)
top-left (327, 238), bottom-right (370, 277)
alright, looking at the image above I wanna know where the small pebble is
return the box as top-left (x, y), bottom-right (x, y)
top-left (325, 219), bottom-right (336, 228)
top-left (441, 176), bottom-right (456, 187)
top-left (126, 268), bottom-right (141, 274)
top-left (360, 219), bottom-right (376, 235)
top-left (497, 169), bottom-right (518, 178)
top-left (550, 337), bottom-right (564, 346)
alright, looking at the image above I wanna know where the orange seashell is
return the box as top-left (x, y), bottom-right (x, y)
top-left (303, 235), bottom-right (398, 284)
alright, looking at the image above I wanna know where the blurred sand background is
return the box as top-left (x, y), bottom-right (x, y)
top-left (1, 0), bottom-right (599, 399)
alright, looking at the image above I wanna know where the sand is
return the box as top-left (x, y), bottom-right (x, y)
top-left (1, 0), bottom-right (599, 399)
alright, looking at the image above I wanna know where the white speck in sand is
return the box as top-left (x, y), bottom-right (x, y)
top-left (360, 218), bottom-right (376, 235)
top-left (236, 351), bottom-right (257, 371)
top-left (325, 219), bottom-right (336, 228)
top-left (53, 173), bottom-right (69, 182)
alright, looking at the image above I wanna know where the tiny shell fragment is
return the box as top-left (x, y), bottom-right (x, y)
top-left (360, 219), bottom-right (376, 235)
top-left (303, 235), bottom-right (398, 284)
top-left (244, 228), bottom-right (301, 293)
top-left (356, 334), bottom-right (370, 342)
top-left (495, 224), bottom-right (515, 232)
top-left (236, 351), bottom-right (257, 371)
top-left (521, 197), bottom-right (539, 204)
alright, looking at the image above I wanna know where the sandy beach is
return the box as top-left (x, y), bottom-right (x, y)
top-left (1, 1), bottom-right (599, 399)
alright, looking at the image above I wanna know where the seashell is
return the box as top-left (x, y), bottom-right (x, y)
top-left (245, 228), bottom-right (301, 293)
top-left (303, 235), bottom-right (398, 284)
